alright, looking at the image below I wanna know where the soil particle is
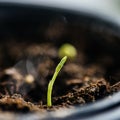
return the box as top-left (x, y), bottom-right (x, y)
top-left (0, 94), bottom-right (44, 113)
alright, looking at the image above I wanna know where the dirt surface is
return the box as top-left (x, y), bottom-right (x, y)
top-left (0, 40), bottom-right (119, 113)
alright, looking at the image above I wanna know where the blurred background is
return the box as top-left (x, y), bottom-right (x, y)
top-left (1, 0), bottom-right (120, 25)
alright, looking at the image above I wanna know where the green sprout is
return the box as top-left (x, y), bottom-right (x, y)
top-left (58, 43), bottom-right (77, 60)
top-left (47, 56), bottom-right (67, 107)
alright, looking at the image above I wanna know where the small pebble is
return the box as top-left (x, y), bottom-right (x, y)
top-left (25, 74), bottom-right (34, 84)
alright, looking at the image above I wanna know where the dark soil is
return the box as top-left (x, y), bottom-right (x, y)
top-left (0, 40), bottom-right (119, 113)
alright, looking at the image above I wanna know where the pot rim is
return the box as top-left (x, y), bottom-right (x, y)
top-left (1, 0), bottom-right (120, 27)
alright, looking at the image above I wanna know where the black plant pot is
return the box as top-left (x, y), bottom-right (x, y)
top-left (0, 1), bottom-right (120, 120)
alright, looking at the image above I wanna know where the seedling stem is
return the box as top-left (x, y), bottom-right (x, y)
top-left (47, 56), bottom-right (67, 107)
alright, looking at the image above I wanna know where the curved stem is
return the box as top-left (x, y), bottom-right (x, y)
top-left (47, 56), bottom-right (67, 107)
